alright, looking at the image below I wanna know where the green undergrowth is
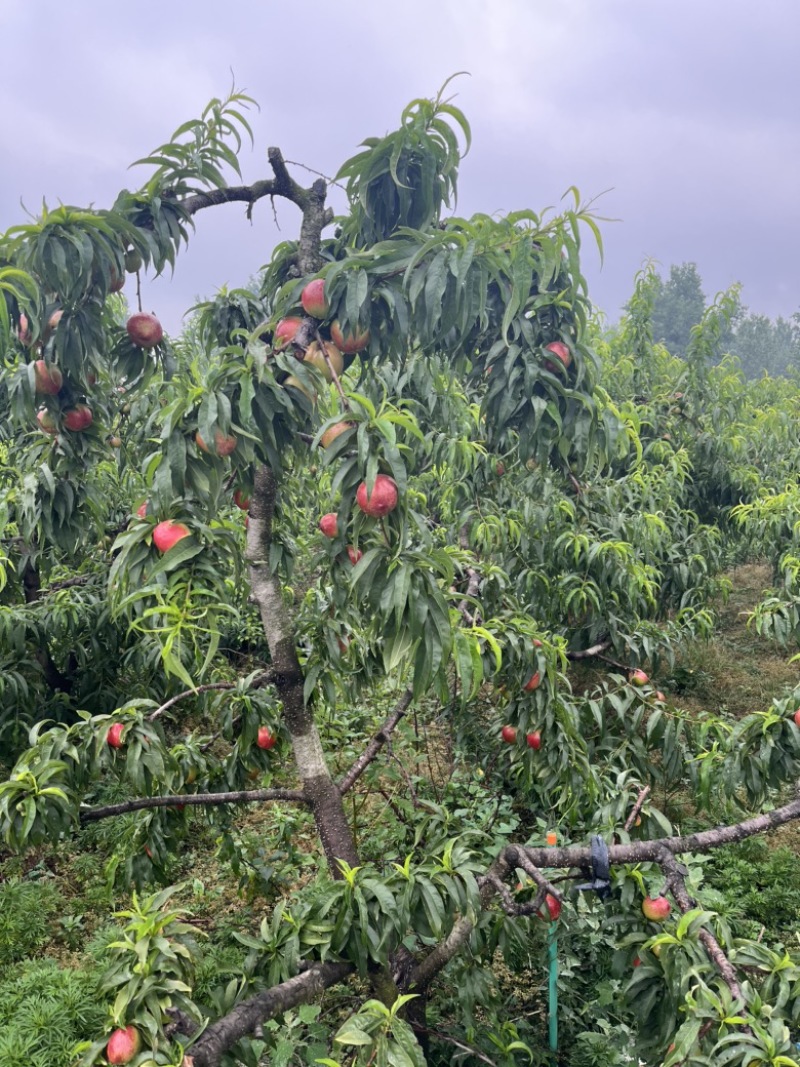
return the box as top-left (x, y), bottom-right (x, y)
top-left (664, 560), bottom-right (799, 718)
top-left (0, 961), bottom-right (106, 1067)
top-left (702, 836), bottom-right (800, 941)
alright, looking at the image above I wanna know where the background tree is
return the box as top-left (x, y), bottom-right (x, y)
top-left (1, 86), bottom-right (800, 1067)
top-left (647, 260), bottom-right (800, 379)
top-left (727, 309), bottom-right (800, 378)
top-left (650, 261), bottom-right (712, 357)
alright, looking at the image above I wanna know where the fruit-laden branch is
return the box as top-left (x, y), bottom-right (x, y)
top-left (516, 792), bottom-right (800, 871)
top-left (406, 793), bottom-right (800, 994)
top-left (183, 962), bottom-right (353, 1067)
top-left (78, 786), bottom-right (308, 824)
top-left (409, 852), bottom-right (513, 992)
top-left (338, 688), bottom-right (414, 795)
top-left (234, 157), bottom-right (362, 873)
top-left (157, 796), bottom-right (800, 1064)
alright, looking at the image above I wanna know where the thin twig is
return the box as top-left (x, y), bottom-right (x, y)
top-left (284, 159), bottom-right (348, 193)
top-left (338, 689), bottom-right (414, 795)
top-left (411, 1025), bottom-right (498, 1065)
top-left (315, 327), bottom-right (350, 409)
top-left (147, 672), bottom-right (272, 721)
top-left (388, 744), bottom-right (419, 808)
top-left (624, 786), bottom-right (651, 833)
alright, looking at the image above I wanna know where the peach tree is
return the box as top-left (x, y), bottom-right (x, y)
top-left (1, 84), bottom-right (800, 1066)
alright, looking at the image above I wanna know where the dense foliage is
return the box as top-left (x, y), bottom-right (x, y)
top-left (1, 84), bottom-right (800, 1066)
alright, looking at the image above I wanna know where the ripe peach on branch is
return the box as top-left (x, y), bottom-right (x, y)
top-left (356, 474), bottom-right (398, 518)
top-left (300, 278), bottom-right (329, 319)
top-left (127, 312), bottom-right (163, 348)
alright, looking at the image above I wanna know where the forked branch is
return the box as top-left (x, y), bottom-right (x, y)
top-left (158, 795), bottom-right (800, 1066)
top-left (182, 147), bottom-right (335, 235)
top-left (406, 793), bottom-right (800, 994)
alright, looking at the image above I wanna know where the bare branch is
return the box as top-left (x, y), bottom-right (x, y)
top-left (566, 640), bottom-right (611, 660)
top-left (485, 872), bottom-right (522, 915)
top-left (456, 566), bottom-right (481, 626)
top-left (511, 849), bottom-right (563, 903)
top-left (182, 179), bottom-right (286, 217)
top-left (516, 793), bottom-right (800, 871)
top-left (43, 574), bottom-right (93, 594)
top-left (79, 787), bottom-right (307, 824)
top-left (624, 786), bottom-right (651, 833)
top-left (338, 688), bottom-right (414, 795)
top-left (247, 467), bottom-right (359, 870)
top-left (180, 147), bottom-right (334, 236)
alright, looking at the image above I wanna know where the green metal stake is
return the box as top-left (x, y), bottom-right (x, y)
top-left (548, 923), bottom-right (558, 1062)
top-left (546, 831), bottom-right (558, 1065)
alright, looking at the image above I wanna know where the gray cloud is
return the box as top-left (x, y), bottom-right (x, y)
top-left (1, 0), bottom-right (797, 332)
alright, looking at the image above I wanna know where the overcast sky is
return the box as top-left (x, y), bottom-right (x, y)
top-left (1, 0), bottom-right (797, 334)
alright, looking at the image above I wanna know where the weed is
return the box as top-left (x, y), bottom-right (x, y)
top-left (0, 960), bottom-right (105, 1067)
top-left (703, 837), bottom-right (800, 940)
top-left (0, 878), bottom-right (61, 965)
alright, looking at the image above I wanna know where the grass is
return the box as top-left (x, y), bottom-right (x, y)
top-left (568, 562), bottom-right (800, 719)
top-left (666, 561), bottom-right (799, 718)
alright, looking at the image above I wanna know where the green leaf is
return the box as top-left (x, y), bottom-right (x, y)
top-left (334, 1026), bottom-right (373, 1046)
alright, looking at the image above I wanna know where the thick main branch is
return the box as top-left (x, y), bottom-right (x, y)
top-left (185, 962), bottom-right (352, 1067)
top-left (164, 793), bottom-right (800, 1065)
top-left (407, 793), bottom-right (800, 993)
top-left (246, 467), bottom-right (358, 871)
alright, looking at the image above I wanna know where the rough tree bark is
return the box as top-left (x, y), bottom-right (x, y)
top-left (186, 145), bottom-right (363, 872)
top-left (184, 963), bottom-right (353, 1067)
top-left (245, 464), bottom-right (359, 869)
